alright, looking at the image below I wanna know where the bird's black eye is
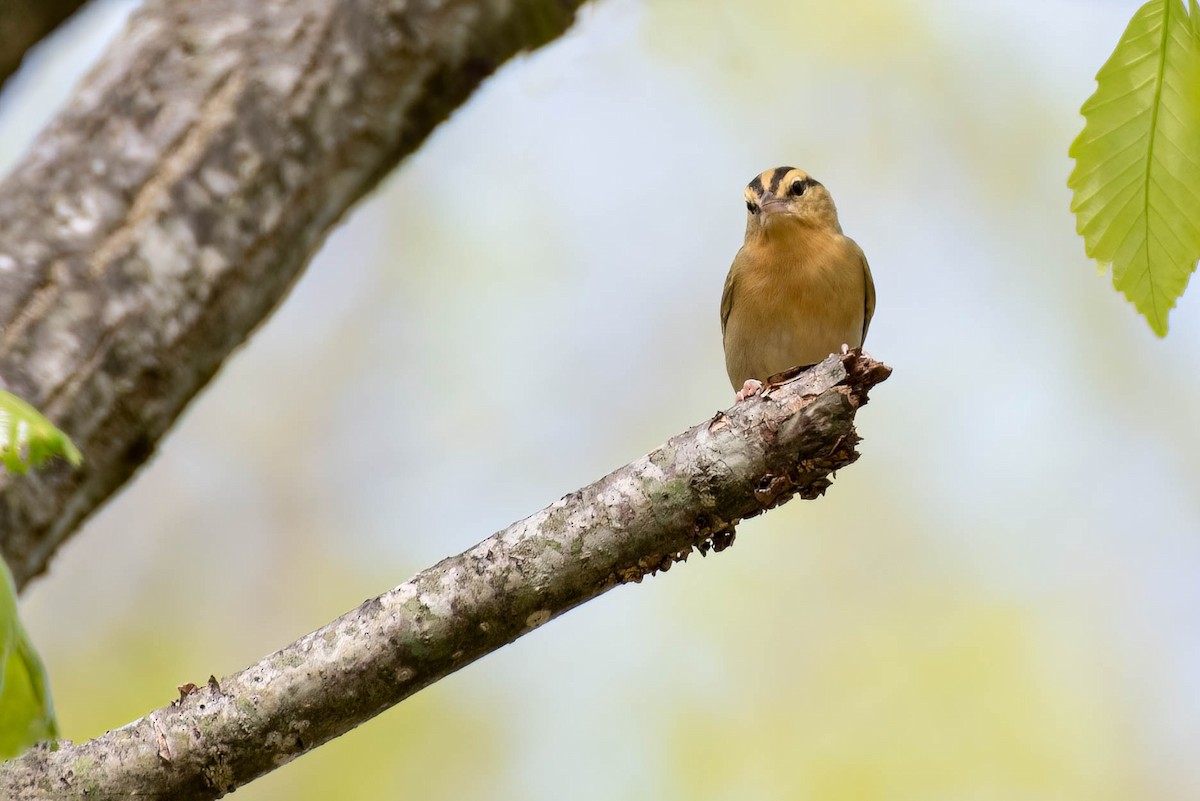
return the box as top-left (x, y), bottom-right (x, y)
top-left (746, 200), bottom-right (758, 213)
top-left (790, 179), bottom-right (807, 197)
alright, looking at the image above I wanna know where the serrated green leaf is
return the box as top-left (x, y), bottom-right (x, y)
top-left (0, 560), bottom-right (56, 759)
top-left (0, 392), bottom-right (81, 475)
top-left (1068, 0), bottom-right (1200, 336)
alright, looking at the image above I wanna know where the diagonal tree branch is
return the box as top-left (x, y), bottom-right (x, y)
top-left (0, 352), bottom-right (892, 801)
top-left (0, 0), bottom-right (589, 590)
top-left (0, 0), bottom-right (91, 92)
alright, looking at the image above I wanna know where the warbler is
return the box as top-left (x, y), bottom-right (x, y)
top-left (720, 167), bottom-right (875, 400)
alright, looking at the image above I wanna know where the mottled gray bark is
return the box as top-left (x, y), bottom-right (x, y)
top-left (0, 0), bottom-right (587, 589)
top-left (0, 0), bottom-right (90, 91)
top-left (0, 352), bottom-right (891, 801)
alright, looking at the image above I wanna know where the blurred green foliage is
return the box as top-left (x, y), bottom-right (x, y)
top-left (670, 580), bottom-right (1134, 800)
top-left (1069, 0), bottom-right (1200, 336)
top-left (0, 560), bottom-right (55, 759)
top-left (0, 390), bottom-right (79, 758)
top-left (0, 391), bottom-right (82, 474)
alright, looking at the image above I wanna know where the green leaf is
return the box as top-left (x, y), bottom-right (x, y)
top-left (0, 560), bottom-right (56, 759)
top-left (1068, 0), bottom-right (1200, 336)
top-left (0, 394), bottom-right (77, 755)
top-left (0, 392), bottom-right (81, 475)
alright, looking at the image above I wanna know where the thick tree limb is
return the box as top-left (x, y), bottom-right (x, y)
top-left (0, 0), bottom-right (90, 92)
top-left (0, 0), bottom-right (588, 589)
top-left (0, 352), bottom-right (890, 800)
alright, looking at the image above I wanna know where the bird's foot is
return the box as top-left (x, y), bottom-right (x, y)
top-left (840, 343), bottom-right (874, 360)
top-left (735, 379), bottom-right (764, 402)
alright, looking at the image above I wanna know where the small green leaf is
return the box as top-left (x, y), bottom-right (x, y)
top-left (0, 394), bottom-right (76, 754)
top-left (0, 560), bottom-right (56, 759)
top-left (0, 392), bottom-right (81, 475)
top-left (1069, 0), bottom-right (1200, 336)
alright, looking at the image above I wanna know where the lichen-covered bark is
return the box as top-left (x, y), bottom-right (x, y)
top-left (0, 0), bottom-right (588, 589)
top-left (0, 352), bottom-right (891, 801)
top-left (0, 0), bottom-right (89, 91)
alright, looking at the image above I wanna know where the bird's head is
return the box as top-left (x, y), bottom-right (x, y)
top-left (742, 166), bottom-right (841, 238)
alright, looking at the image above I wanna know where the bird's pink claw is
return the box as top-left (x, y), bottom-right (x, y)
top-left (735, 379), bottom-right (764, 402)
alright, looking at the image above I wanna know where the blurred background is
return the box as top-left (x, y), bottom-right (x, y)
top-left (4, 0), bottom-right (1199, 798)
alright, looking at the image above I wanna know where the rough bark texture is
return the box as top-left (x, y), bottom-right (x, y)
top-left (0, 0), bottom-right (588, 590)
top-left (0, 352), bottom-right (891, 801)
top-left (0, 0), bottom-right (90, 91)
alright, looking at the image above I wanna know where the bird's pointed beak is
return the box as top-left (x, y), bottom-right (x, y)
top-left (758, 198), bottom-right (789, 220)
